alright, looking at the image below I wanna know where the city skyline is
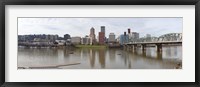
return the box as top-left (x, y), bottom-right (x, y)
top-left (18, 18), bottom-right (182, 37)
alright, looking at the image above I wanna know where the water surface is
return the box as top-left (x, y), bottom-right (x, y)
top-left (18, 46), bottom-right (182, 69)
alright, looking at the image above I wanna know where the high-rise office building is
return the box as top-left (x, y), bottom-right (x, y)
top-left (98, 26), bottom-right (106, 45)
top-left (124, 32), bottom-right (126, 36)
top-left (128, 28), bottom-right (132, 42)
top-left (89, 27), bottom-right (96, 44)
top-left (101, 26), bottom-right (105, 33)
top-left (98, 32), bottom-right (105, 45)
top-left (128, 28), bottom-right (131, 34)
top-left (119, 34), bottom-right (129, 45)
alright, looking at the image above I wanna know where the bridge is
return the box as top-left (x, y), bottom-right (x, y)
top-left (123, 33), bottom-right (182, 53)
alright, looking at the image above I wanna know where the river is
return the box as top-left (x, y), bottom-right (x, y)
top-left (18, 46), bottom-right (182, 69)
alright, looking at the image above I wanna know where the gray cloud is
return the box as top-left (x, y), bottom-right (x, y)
top-left (18, 18), bottom-right (182, 38)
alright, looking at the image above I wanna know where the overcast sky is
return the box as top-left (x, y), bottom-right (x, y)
top-left (18, 18), bottom-right (182, 38)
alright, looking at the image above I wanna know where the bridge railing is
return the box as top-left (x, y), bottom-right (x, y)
top-left (125, 33), bottom-right (182, 44)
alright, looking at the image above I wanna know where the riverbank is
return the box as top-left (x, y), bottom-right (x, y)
top-left (74, 45), bottom-right (107, 48)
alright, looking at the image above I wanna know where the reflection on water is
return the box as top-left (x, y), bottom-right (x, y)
top-left (18, 46), bottom-right (182, 69)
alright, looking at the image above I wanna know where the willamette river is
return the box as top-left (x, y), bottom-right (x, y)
top-left (18, 46), bottom-right (182, 69)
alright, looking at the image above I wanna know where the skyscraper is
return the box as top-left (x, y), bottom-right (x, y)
top-left (119, 33), bottom-right (129, 45)
top-left (98, 26), bottom-right (106, 45)
top-left (89, 27), bottom-right (96, 44)
top-left (101, 26), bottom-right (105, 33)
top-left (128, 28), bottom-right (131, 42)
top-left (128, 28), bottom-right (131, 34)
top-left (98, 32), bottom-right (105, 45)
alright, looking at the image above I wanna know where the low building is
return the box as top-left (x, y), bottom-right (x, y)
top-left (18, 35), bottom-right (26, 42)
top-left (81, 36), bottom-right (90, 45)
top-left (55, 40), bottom-right (66, 46)
top-left (45, 34), bottom-right (58, 42)
top-left (130, 32), bottom-right (139, 42)
top-left (146, 34), bottom-right (151, 42)
top-left (71, 37), bottom-right (81, 44)
top-left (108, 33), bottom-right (116, 43)
top-left (34, 38), bottom-right (48, 42)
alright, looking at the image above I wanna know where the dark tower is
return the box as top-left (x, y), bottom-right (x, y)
top-left (128, 28), bottom-right (131, 34)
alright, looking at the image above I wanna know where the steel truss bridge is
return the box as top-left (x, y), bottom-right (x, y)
top-left (123, 33), bottom-right (182, 53)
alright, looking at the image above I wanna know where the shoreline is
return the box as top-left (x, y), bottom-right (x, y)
top-left (74, 45), bottom-right (108, 48)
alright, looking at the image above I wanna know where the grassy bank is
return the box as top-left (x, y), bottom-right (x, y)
top-left (75, 45), bottom-right (107, 48)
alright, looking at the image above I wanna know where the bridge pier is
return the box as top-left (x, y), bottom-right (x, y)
top-left (127, 45), bottom-right (132, 52)
top-left (133, 45), bottom-right (137, 53)
top-left (156, 44), bottom-right (162, 53)
top-left (127, 45), bottom-right (129, 51)
top-left (142, 50), bottom-right (146, 57)
top-left (141, 44), bottom-right (146, 56)
top-left (126, 45), bottom-right (129, 51)
top-left (123, 45), bottom-right (125, 50)
top-left (124, 41), bottom-right (181, 54)
top-left (130, 45), bottom-right (133, 52)
top-left (157, 52), bottom-right (162, 59)
top-left (141, 44), bottom-right (146, 52)
top-left (123, 45), bottom-right (127, 50)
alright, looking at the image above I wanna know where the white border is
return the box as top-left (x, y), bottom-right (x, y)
top-left (5, 5), bottom-right (195, 82)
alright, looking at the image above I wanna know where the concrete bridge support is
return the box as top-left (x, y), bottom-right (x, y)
top-left (123, 45), bottom-right (127, 50)
top-left (126, 45), bottom-right (132, 52)
top-left (141, 44), bottom-right (146, 56)
top-left (129, 45), bottom-right (133, 52)
top-left (157, 52), bottom-right (162, 59)
top-left (141, 44), bottom-right (146, 52)
top-left (126, 45), bottom-right (129, 51)
top-left (156, 44), bottom-right (162, 53)
top-left (132, 45), bottom-right (137, 53)
top-left (142, 50), bottom-right (147, 57)
top-left (125, 45), bottom-right (129, 51)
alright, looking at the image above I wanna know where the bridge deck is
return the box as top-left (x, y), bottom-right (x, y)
top-left (125, 41), bottom-right (182, 45)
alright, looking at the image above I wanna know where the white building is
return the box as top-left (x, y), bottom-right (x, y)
top-left (146, 34), bottom-right (151, 42)
top-left (96, 36), bottom-right (99, 43)
top-left (55, 40), bottom-right (66, 46)
top-left (71, 37), bottom-right (81, 44)
top-left (146, 34), bottom-right (151, 38)
top-left (108, 33), bottom-right (116, 43)
top-left (81, 36), bottom-right (90, 45)
top-left (131, 32), bottom-right (139, 42)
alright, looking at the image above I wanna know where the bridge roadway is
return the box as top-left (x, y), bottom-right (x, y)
top-left (124, 41), bottom-right (182, 45)
top-left (123, 41), bottom-right (182, 53)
